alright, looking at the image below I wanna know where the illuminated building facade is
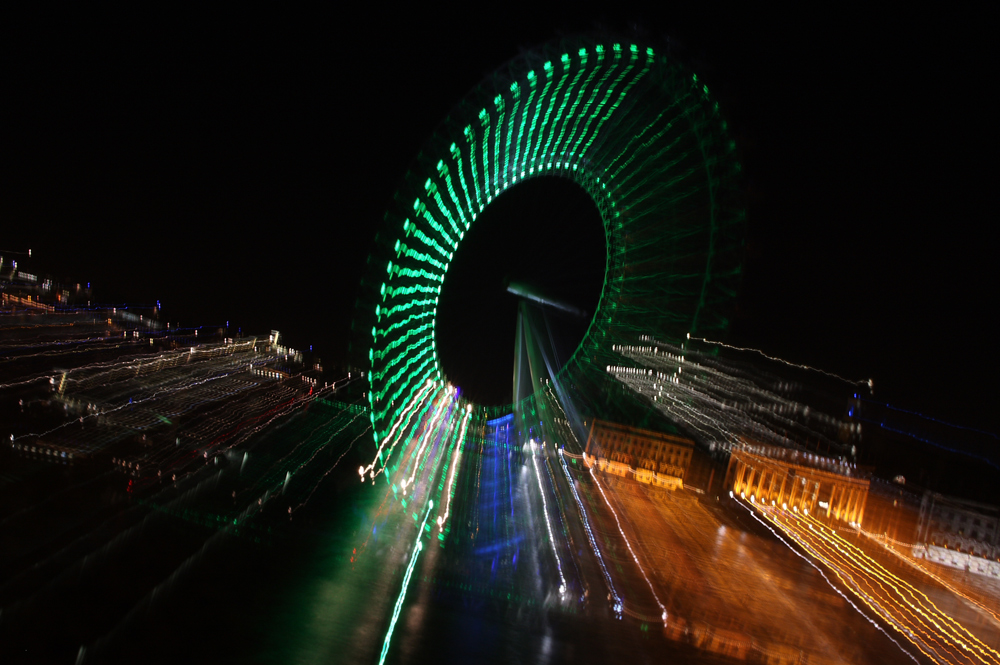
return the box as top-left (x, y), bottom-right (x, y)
top-left (914, 492), bottom-right (1000, 577)
top-left (583, 419), bottom-right (693, 481)
top-left (725, 444), bottom-right (871, 523)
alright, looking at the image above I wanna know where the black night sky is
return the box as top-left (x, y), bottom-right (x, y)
top-left (3, 7), bottom-right (996, 432)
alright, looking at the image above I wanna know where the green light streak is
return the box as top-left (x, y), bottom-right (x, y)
top-left (553, 47), bottom-right (599, 161)
top-left (511, 73), bottom-right (534, 182)
top-left (565, 45), bottom-right (624, 160)
top-left (375, 357), bottom-right (432, 414)
top-left (378, 297), bottom-right (435, 323)
top-left (395, 242), bottom-right (447, 272)
top-left (478, 109), bottom-right (491, 204)
top-left (374, 310), bottom-right (432, 339)
top-left (523, 61), bottom-right (553, 176)
top-left (530, 54), bottom-right (571, 170)
top-left (492, 94), bottom-right (504, 195)
top-left (404, 220), bottom-right (452, 260)
top-left (379, 499), bottom-right (433, 665)
top-left (539, 51), bottom-right (585, 169)
top-left (425, 178), bottom-right (463, 239)
top-left (436, 160), bottom-right (469, 229)
top-left (414, 199), bottom-right (457, 249)
top-left (463, 125), bottom-right (483, 213)
top-left (449, 142), bottom-right (476, 225)
top-left (372, 325), bottom-right (432, 362)
top-left (384, 283), bottom-right (438, 301)
top-left (376, 344), bottom-right (433, 396)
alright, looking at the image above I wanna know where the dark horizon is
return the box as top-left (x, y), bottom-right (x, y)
top-left (3, 7), bottom-right (996, 433)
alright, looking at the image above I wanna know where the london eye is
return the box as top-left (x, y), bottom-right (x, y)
top-left (357, 36), bottom-right (744, 476)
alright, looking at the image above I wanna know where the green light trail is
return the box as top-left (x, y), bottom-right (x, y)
top-left (378, 499), bottom-right (433, 665)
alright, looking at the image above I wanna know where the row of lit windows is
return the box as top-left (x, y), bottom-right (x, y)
top-left (932, 523), bottom-right (997, 543)
top-left (599, 435), bottom-right (690, 452)
top-left (607, 443), bottom-right (689, 459)
top-left (930, 536), bottom-right (998, 560)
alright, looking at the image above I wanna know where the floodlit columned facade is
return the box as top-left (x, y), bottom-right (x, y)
top-left (725, 444), bottom-right (871, 524)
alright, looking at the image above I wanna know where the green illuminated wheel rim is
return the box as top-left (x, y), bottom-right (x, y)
top-left (356, 36), bottom-right (744, 450)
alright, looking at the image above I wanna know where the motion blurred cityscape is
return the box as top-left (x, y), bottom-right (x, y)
top-left (2, 247), bottom-right (998, 665)
top-left (2, 9), bottom-right (998, 661)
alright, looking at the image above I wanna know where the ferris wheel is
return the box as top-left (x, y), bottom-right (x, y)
top-left (355, 35), bottom-right (744, 454)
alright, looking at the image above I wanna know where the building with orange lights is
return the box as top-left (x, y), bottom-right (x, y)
top-left (725, 443), bottom-right (872, 524)
top-left (583, 419), bottom-right (694, 487)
